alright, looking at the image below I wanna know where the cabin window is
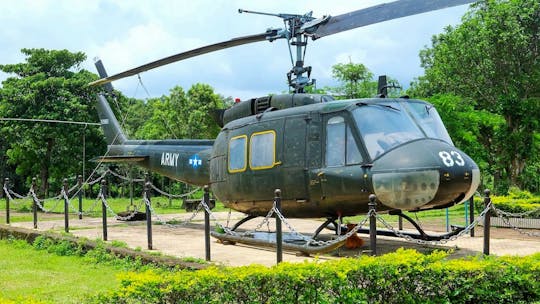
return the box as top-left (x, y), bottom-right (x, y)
top-left (326, 116), bottom-right (362, 167)
top-left (250, 130), bottom-right (276, 170)
top-left (228, 135), bottom-right (247, 173)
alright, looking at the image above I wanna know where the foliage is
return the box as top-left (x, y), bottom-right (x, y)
top-left (409, 0), bottom-right (540, 192)
top-left (472, 192), bottom-right (540, 218)
top-left (425, 94), bottom-right (505, 187)
top-left (331, 62), bottom-right (375, 98)
top-left (326, 62), bottom-right (403, 99)
top-left (0, 48), bottom-right (106, 195)
top-left (95, 249), bottom-right (540, 304)
top-left (29, 235), bottom-right (186, 273)
top-left (130, 83), bottom-right (226, 140)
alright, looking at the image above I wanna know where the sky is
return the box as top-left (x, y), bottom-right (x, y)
top-left (0, 0), bottom-right (472, 100)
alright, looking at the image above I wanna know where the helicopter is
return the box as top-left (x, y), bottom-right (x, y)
top-left (89, 0), bottom-right (480, 246)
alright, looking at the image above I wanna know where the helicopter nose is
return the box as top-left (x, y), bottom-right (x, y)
top-left (370, 139), bottom-right (480, 210)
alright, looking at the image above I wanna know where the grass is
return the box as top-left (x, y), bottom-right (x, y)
top-left (0, 194), bottom-right (228, 223)
top-left (0, 239), bottom-right (121, 304)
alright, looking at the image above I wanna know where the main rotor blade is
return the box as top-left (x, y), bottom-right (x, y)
top-left (89, 32), bottom-right (270, 86)
top-left (313, 0), bottom-right (475, 39)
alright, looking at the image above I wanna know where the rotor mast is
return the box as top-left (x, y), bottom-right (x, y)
top-left (239, 9), bottom-right (326, 93)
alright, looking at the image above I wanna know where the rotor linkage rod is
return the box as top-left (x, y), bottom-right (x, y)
top-left (238, 8), bottom-right (313, 22)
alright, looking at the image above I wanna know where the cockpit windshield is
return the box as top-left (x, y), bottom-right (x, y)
top-left (352, 100), bottom-right (453, 159)
top-left (403, 101), bottom-right (453, 145)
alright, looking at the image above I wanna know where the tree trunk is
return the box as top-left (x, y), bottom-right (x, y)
top-left (39, 138), bottom-right (54, 196)
top-left (510, 158), bottom-right (526, 189)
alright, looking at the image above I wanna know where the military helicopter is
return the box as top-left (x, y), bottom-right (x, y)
top-left (90, 0), bottom-right (479, 246)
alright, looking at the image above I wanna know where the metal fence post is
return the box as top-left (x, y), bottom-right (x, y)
top-left (78, 175), bottom-right (83, 220)
top-left (464, 200), bottom-right (469, 228)
top-left (101, 180), bottom-right (108, 241)
top-left (483, 189), bottom-right (491, 255)
top-left (32, 178), bottom-right (38, 229)
top-left (275, 189), bottom-right (283, 264)
top-left (145, 181), bottom-right (153, 250)
top-left (4, 178), bottom-right (9, 224)
top-left (445, 208), bottom-right (450, 232)
top-left (63, 179), bottom-right (69, 233)
top-left (369, 194), bottom-right (377, 256)
top-left (204, 185), bottom-right (211, 261)
top-left (469, 196), bottom-right (475, 237)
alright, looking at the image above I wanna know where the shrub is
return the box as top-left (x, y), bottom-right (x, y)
top-left (474, 194), bottom-right (540, 218)
top-left (95, 249), bottom-right (540, 304)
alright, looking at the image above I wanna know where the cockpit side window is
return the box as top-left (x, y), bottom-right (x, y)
top-left (325, 116), bottom-right (363, 167)
top-left (228, 135), bottom-right (247, 173)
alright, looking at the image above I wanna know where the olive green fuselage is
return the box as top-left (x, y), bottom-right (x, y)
top-left (99, 94), bottom-right (479, 219)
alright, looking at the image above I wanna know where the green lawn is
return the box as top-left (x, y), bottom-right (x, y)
top-left (0, 239), bottom-right (121, 303)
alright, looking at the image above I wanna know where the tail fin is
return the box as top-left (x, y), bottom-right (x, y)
top-left (96, 94), bottom-right (127, 145)
top-left (94, 58), bottom-right (127, 145)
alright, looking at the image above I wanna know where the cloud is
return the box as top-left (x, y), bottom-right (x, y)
top-left (0, 0), bottom-right (470, 99)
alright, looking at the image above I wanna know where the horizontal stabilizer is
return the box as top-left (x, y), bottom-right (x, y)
top-left (91, 155), bottom-right (148, 163)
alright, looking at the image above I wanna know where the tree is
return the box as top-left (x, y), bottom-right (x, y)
top-left (0, 49), bottom-right (105, 195)
top-left (329, 62), bottom-right (403, 99)
top-left (331, 62), bottom-right (375, 98)
top-left (409, 0), bottom-right (540, 192)
top-left (425, 94), bottom-right (505, 189)
top-left (133, 83), bottom-right (226, 140)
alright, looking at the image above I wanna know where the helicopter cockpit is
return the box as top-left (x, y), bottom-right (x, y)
top-left (353, 100), bottom-right (453, 160)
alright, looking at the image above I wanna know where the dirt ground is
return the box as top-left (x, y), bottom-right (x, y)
top-left (5, 211), bottom-right (540, 267)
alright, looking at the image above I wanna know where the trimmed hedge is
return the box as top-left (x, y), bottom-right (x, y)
top-left (473, 195), bottom-right (540, 218)
top-left (95, 249), bottom-right (540, 304)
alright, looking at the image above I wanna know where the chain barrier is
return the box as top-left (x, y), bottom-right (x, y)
top-left (490, 205), bottom-right (540, 237)
top-left (98, 169), bottom-right (199, 200)
top-left (81, 197), bottom-right (102, 216)
top-left (470, 191), bottom-right (540, 237)
top-left (106, 169), bottom-right (145, 183)
top-left (273, 205), bottom-right (373, 247)
top-left (148, 183), bottom-right (200, 199)
top-left (3, 189), bottom-right (31, 207)
top-left (99, 192), bottom-right (142, 221)
top-left (374, 203), bottom-right (493, 245)
top-left (86, 170), bottom-right (109, 186)
top-left (7, 174), bottom-right (539, 244)
top-left (2, 169), bottom-right (199, 216)
top-left (198, 197), bottom-right (276, 237)
top-left (142, 193), bottom-right (203, 228)
top-left (7, 189), bottom-right (30, 200)
top-left (490, 206), bottom-right (540, 218)
top-left (29, 188), bottom-right (63, 213)
top-left (3, 185), bottom-right (15, 202)
top-left (61, 189), bottom-right (84, 216)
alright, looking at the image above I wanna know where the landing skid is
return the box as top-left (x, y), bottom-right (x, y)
top-left (211, 214), bottom-right (346, 255)
top-left (355, 225), bottom-right (464, 241)
top-left (323, 210), bottom-right (465, 241)
top-left (211, 231), bottom-right (345, 255)
top-left (361, 210), bottom-right (465, 241)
